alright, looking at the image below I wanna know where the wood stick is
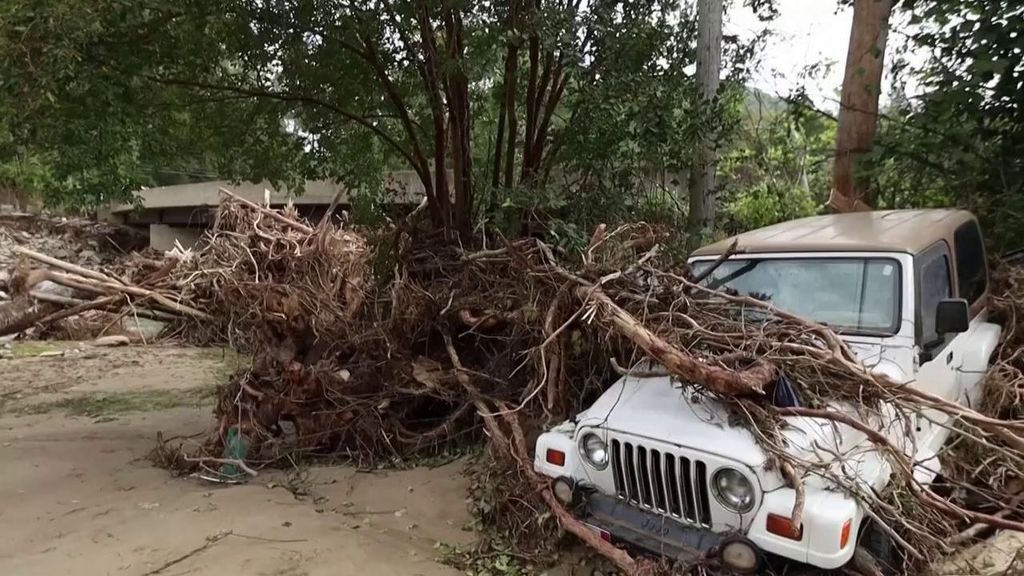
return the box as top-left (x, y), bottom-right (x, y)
top-left (780, 461), bottom-right (806, 531)
top-left (218, 188), bottom-right (314, 235)
top-left (457, 309), bottom-right (512, 330)
top-left (951, 488), bottom-right (1024, 544)
top-left (29, 291), bottom-right (101, 307)
top-left (585, 223), bottom-right (608, 265)
top-left (30, 292), bottom-right (176, 322)
top-left (138, 257), bottom-right (180, 287)
top-left (184, 456), bottom-right (259, 477)
top-left (13, 251), bottom-right (203, 318)
top-left (32, 293), bottom-right (120, 319)
top-left (13, 247), bottom-right (124, 285)
top-left (317, 190), bottom-right (344, 229)
top-left (140, 531), bottom-right (232, 576)
top-left (31, 270), bottom-right (208, 320)
top-left (609, 357), bottom-right (671, 378)
top-left (37, 271), bottom-right (111, 296)
top-left (690, 238), bottom-right (741, 284)
top-left (443, 336), bottom-right (642, 575)
top-left (499, 409), bottom-right (644, 575)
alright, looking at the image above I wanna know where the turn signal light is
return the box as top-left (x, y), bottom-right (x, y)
top-left (840, 519), bottom-right (853, 549)
top-left (546, 449), bottom-right (566, 466)
top-left (766, 513), bottom-right (803, 541)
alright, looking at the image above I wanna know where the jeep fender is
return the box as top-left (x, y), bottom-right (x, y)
top-left (957, 321), bottom-right (1002, 407)
top-left (748, 486), bottom-right (862, 569)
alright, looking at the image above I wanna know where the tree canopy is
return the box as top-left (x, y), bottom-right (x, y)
top-left (2, 0), bottom-right (1022, 247)
top-left (1, 0), bottom-right (772, 240)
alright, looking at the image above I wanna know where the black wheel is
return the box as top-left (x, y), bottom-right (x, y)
top-left (860, 521), bottom-right (904, 575)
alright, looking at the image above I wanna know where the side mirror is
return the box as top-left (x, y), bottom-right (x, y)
top-left (936, 298), bottom-right (970, 335)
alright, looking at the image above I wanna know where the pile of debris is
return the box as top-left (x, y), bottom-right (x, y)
top-left (164, 198), bottom-right (1024, 573)
top-left (0, 211), bottom-right (145, 273)
top-left (0, 212), bottom-right (152, 340)
top-left (6, 194), bottom-right (1024, 574)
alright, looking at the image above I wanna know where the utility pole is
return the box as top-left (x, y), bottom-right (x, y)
top-left (829, 0), bottom-right (894, 213)
top-left (686, 0), bottom-right (724, 251)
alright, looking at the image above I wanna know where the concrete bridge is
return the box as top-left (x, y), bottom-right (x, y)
top-left (103, 171), bottom-right (426, 250)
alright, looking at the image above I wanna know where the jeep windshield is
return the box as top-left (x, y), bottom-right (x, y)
top-left (691, 257), bottom-right (901, 334)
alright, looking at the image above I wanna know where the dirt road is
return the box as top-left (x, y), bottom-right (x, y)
top-left (0, 343), bottom-right (471, 576)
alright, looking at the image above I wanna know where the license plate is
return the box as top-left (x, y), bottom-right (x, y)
top-left (584, 522), bottom-right (612, 543)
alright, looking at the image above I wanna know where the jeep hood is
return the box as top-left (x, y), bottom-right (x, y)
top-left (577, 345), bottom-right (909, 484)
top-left (576, 375), bottom-right (771, 468)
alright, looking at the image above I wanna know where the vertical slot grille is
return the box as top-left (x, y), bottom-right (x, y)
top-left (637, 446), bottom-right (653, 507)
top-left (609, 438), bottom-right (712, 527)
top-left (694, 460), bottom-right (712, 526)
top-left (611, 439), bottom-right (625, 496)
top-left (664, 453), bottom-right (682, 517)
top-left (650, 449), bottom-right (666, 512)
top-left (681, 455), bottom-right (696, 523)
top-left (624, 442), bottom-right (639, 502)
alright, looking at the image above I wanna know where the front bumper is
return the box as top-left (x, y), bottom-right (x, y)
top-left (536, 427), bottom-right (861, 570)
top-left (584, 491), bottom-right (724, 563)
top-left (571, 481), bottom-right (860, 570)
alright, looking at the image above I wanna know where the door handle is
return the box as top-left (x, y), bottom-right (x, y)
top-left (946, 351), bottom-right (954, 365)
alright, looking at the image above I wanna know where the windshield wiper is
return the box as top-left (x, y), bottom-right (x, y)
top-left (832, 327), bottom-right (894, 337)
top-left (707, 260), bottom-right (762, 291)
top-left (819, 322), bottom-right (892, 337)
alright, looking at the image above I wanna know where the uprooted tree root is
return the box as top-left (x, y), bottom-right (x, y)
top-left (13, 194), bottom-right (1024, 574)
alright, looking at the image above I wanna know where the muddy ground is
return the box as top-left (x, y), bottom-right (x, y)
top-left (0, 343), bottom-right (474, 576)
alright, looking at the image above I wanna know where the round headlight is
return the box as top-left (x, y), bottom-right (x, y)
top-left (579, 433), bottom-right (609, 470)
top-left (712, 468), bottom-right (755, 513)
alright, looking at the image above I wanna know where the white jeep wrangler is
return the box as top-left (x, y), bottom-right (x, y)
top-left (534, 209), bottom-right (1000, 572)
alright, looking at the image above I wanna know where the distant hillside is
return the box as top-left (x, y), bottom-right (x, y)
top-left (742, 87), bottom-right (788, 122)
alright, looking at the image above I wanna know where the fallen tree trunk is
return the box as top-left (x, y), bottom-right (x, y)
top-left (444, 334), bottom-right (649, 575)
top-left (575, 284), bottom-right (774, 395)
top-left (30, 293), bottom-right (177, 322)
top-left (0, 297), bottom-right (54, 336)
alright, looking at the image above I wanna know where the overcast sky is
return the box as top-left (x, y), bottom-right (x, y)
top-left (724, 0), bottom-right (917, 109)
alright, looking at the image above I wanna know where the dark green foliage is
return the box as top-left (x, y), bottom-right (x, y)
top-left (719, 94), bottom-right (833, 233)
top-left (872, 0), bottom-right (1024, 250)
top-left (1, 0), bottom-right (770, 237)
top-left (0, 0), bottom-right (372, 208)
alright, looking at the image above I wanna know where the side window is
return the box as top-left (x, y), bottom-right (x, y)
top-left (917, 246), bottom-right (952, 346)
top-left (954, 221), bottom-right (987, 304)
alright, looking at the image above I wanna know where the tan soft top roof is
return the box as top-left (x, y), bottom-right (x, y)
top-left (692, 209), bottom-right (975, 257)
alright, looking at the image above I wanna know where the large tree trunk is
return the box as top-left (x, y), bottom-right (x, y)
top-left (829, 0), bottom-right (893, 213)
top-left (0, 298), bottom-right (53, 337)
top-left (685, 0), bottom-right (723, 251)
top-left (489, 0), bottom-right (578, 236)
top-left (444, 9), bottom-right (474, 240)
top-left (502, 4), bottom-right (520, 191)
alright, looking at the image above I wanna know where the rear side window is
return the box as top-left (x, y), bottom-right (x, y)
top-left (954, 221), bottom-right (986, 304)
top-left (917, 246), bottom-right (952, 345)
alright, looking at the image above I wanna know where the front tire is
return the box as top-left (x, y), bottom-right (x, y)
top-left (859, 521), bottom-right (904, 575)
